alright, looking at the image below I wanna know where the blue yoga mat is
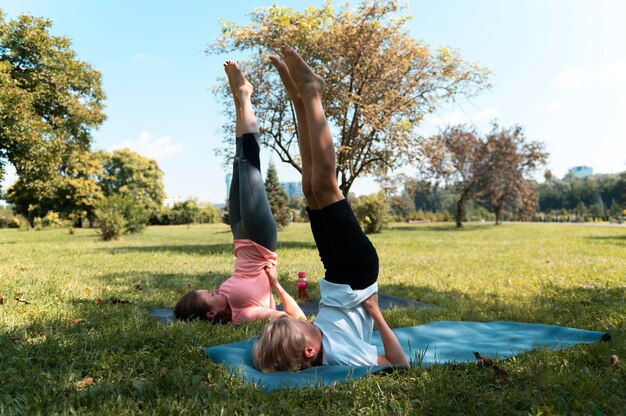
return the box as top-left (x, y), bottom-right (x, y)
top-left (204, 321), bottom-right (608, 391)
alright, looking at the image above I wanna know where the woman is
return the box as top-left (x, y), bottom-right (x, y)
top-left (252, 45), bottom-right (409, 371)
top-left (174, 61), bottom-right (304, 324)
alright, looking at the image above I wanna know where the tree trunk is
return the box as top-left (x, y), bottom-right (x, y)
top-left (494, 207), bottom-right (501, 225)
top-left (456, 197), bottom-right (465, 228)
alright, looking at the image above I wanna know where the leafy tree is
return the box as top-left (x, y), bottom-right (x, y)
top-left (98, 149), bottom-right (165, 215)
top-left (264, 162), bottom-right (290, 229)
top-left (6, 148), bottom-right (103, 225)
top-left (419, 125), bottom-right (489, 228)
top-left (210, 0), bottom-right (490, 195)
top-left (0, 11), bottom-right (105, 191)
top-left (478, 125), bottom-right (548, 224)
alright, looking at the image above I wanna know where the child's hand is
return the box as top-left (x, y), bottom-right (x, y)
top-left (362, 293), bottom-right (380, 316)
top-left (264, 266), bottom-right (280, 288)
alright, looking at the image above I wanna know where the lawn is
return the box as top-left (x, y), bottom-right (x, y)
top-left (0, 222), bottom-right (624, 415)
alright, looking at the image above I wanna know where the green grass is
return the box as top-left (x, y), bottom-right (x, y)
top-left (0, 222), bottom-right (624, 415)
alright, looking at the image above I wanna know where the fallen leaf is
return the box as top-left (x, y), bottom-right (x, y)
top-left (75, 377), bottom-right (94, 389)
top-left (0, 295), bottom-right (4, 304)
top-left (507, 279), bottom-right (513, 286)
top-left (10, 336), bottom-right (23, 341)
top-left (111, 298), bottom-right (130, 305)
top-left (94, 298), bottom-right (103, 305)
top-left (473, 351), bottom-right (493, 367)
top-left (610, 355), bottom-right (619, 369)
top-left (19, 309), bottom-right (39, 315)
top-left (493, 365), bottom-right (509, 383)
top-left (15, 297), bottom-right (31, 305)
top-left (158, 367), bottom-right (168, 377)
top-left (83, 287), bottom-right (94, 293)
top-left (71, 318), bottom-right (86, 326)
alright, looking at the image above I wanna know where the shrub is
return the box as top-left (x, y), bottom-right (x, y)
top-left (95, 195), bottom-right (149, 240)
top-left (353, 191), bottom-right (389, 234)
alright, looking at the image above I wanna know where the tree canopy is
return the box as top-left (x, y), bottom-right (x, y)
top-left (419, 124), bottom-right (548, 227)
top-left (210, 0), bottom-right (490, 195)
top-left (0, 10), bottom-right (106, 191)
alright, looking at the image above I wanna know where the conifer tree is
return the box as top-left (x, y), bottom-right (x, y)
top-left (264, 162), bottom-right (290, 229)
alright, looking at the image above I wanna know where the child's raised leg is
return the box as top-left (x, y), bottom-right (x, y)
top-left (280, 45), bottom-right (343, 209)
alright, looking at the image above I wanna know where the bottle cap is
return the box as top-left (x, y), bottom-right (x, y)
top-left (297, 271), bottom-right (307, 278)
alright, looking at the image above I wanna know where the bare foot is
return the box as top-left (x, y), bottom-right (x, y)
top-left (268, 55), bottom-right (300, 102)
top-left (280, 45), bottom-right (324, 97)
top-left (223, 60), bottom-right (240, 107)
top-left (224, 60), bottom-right (253, 103)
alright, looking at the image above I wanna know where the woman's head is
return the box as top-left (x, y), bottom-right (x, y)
top-left (252, 316), bottom-right (321, 372)
top-left (174, 289), bottom-right (231, 323)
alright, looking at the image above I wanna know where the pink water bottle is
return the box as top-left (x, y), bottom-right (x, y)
top-left (297, 271), bottom-right (309, 301)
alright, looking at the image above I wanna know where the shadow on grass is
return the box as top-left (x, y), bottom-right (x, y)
top-left (104, 240), bottom-right (316, 256)
top-left (386, 223), bottom-right (497, 233)
top-left (585, 235), bottom-right (626, 245)
top-left (3, 277), bottom-right (623, 414)
top-left (378, 282), bottom-right (624, 334)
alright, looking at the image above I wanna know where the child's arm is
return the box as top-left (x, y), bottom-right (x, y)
top-left (362, 294), bottom-right (409, 367)
top-left (265, 267), bottom-right (306, 320)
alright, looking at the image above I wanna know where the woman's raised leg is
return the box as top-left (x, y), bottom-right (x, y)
top-left (224, 61), bottom-right (277, 251)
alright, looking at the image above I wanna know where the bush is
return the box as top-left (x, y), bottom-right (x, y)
top-left (95, 195), bottom-right (149, 240)
top-left (353, 191), bottom-right (389, 234)
top-left (149, 201), bottom-right (220, 226)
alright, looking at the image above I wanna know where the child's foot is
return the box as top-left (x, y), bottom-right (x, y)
top-left (268, 55), bottom-right (300, 102)
top-left (224, 60), bottom-right (253, 103)
top-left (280, 45), bottom-right (324, 97)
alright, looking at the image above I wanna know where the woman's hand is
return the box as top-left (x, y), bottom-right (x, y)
top-left (264, 266), bottom-right (280, 288)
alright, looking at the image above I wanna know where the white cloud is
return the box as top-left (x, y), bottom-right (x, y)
top-left (543, 100), bottom-right (564, 112)
top-left (556, 60), bottom-right (626, 91)
top-left (134, 52), bottom-right (164, 62)
top-left (112, 131), bottom-right (184, 162)
top-left (432, 107), bottom-right (498, 127)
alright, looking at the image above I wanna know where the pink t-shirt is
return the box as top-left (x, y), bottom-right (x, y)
top-left (217, 239), bottom-right (277, 324)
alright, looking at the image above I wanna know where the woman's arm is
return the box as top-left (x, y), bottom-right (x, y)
top-left (362, 294), bottom-right (409, 367)
top-left (265, 267), bottom-right (306, 320)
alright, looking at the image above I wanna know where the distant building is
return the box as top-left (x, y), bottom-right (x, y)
top-left (567, 166), bottom-right (593, 178)
top-left (281, 181), bottom-right (304, 198)
top-left (225, 174), bottom-right (232, 198)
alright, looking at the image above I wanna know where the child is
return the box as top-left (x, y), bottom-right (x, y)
top-left (174, 61), bottom-right (304, 324)
top-left (252, 46), bottom-right (408, 370)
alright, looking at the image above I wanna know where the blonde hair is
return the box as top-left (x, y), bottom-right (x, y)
top-left (252, 316), bottom-right (310, 372)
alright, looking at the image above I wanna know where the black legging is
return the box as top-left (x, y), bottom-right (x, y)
top-left (229, 133), bottom-right (277, 252)
top-left (307, 199), bottom-right (379, 290)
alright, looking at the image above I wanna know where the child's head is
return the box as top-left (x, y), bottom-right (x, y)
top-left (252, 316), bottom-right (321, 372)
top-left (174, 289), bottom-right (230, 323)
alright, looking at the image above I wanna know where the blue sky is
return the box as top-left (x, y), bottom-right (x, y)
top-left (1, 0), bottom-right (625, 204)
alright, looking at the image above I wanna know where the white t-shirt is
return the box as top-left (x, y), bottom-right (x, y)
top-left (314, 279), bottom-right (378, 366)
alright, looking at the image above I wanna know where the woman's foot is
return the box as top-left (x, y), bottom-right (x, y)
top-left (280, 45), bottom-right (325, 97)
top-left (224, 60), bottom-right (254, 104)
top-left (268, 55), bottom-right (301, 103)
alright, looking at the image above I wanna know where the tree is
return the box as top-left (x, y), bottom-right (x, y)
top-left (264, 162), bottom-right (290, 229)
top-left (0, 11), bottom-right (105, 191)
top-left (478, 125), bottom-right (548, 224)
top-left (210, 0), bottom-right (490, 195)
top-left (5, 148), bottom-right (103, 225)
top-left (419, 125), bottom-right (488, 228)
top-left (98, 149), bottom-right (165, 215)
